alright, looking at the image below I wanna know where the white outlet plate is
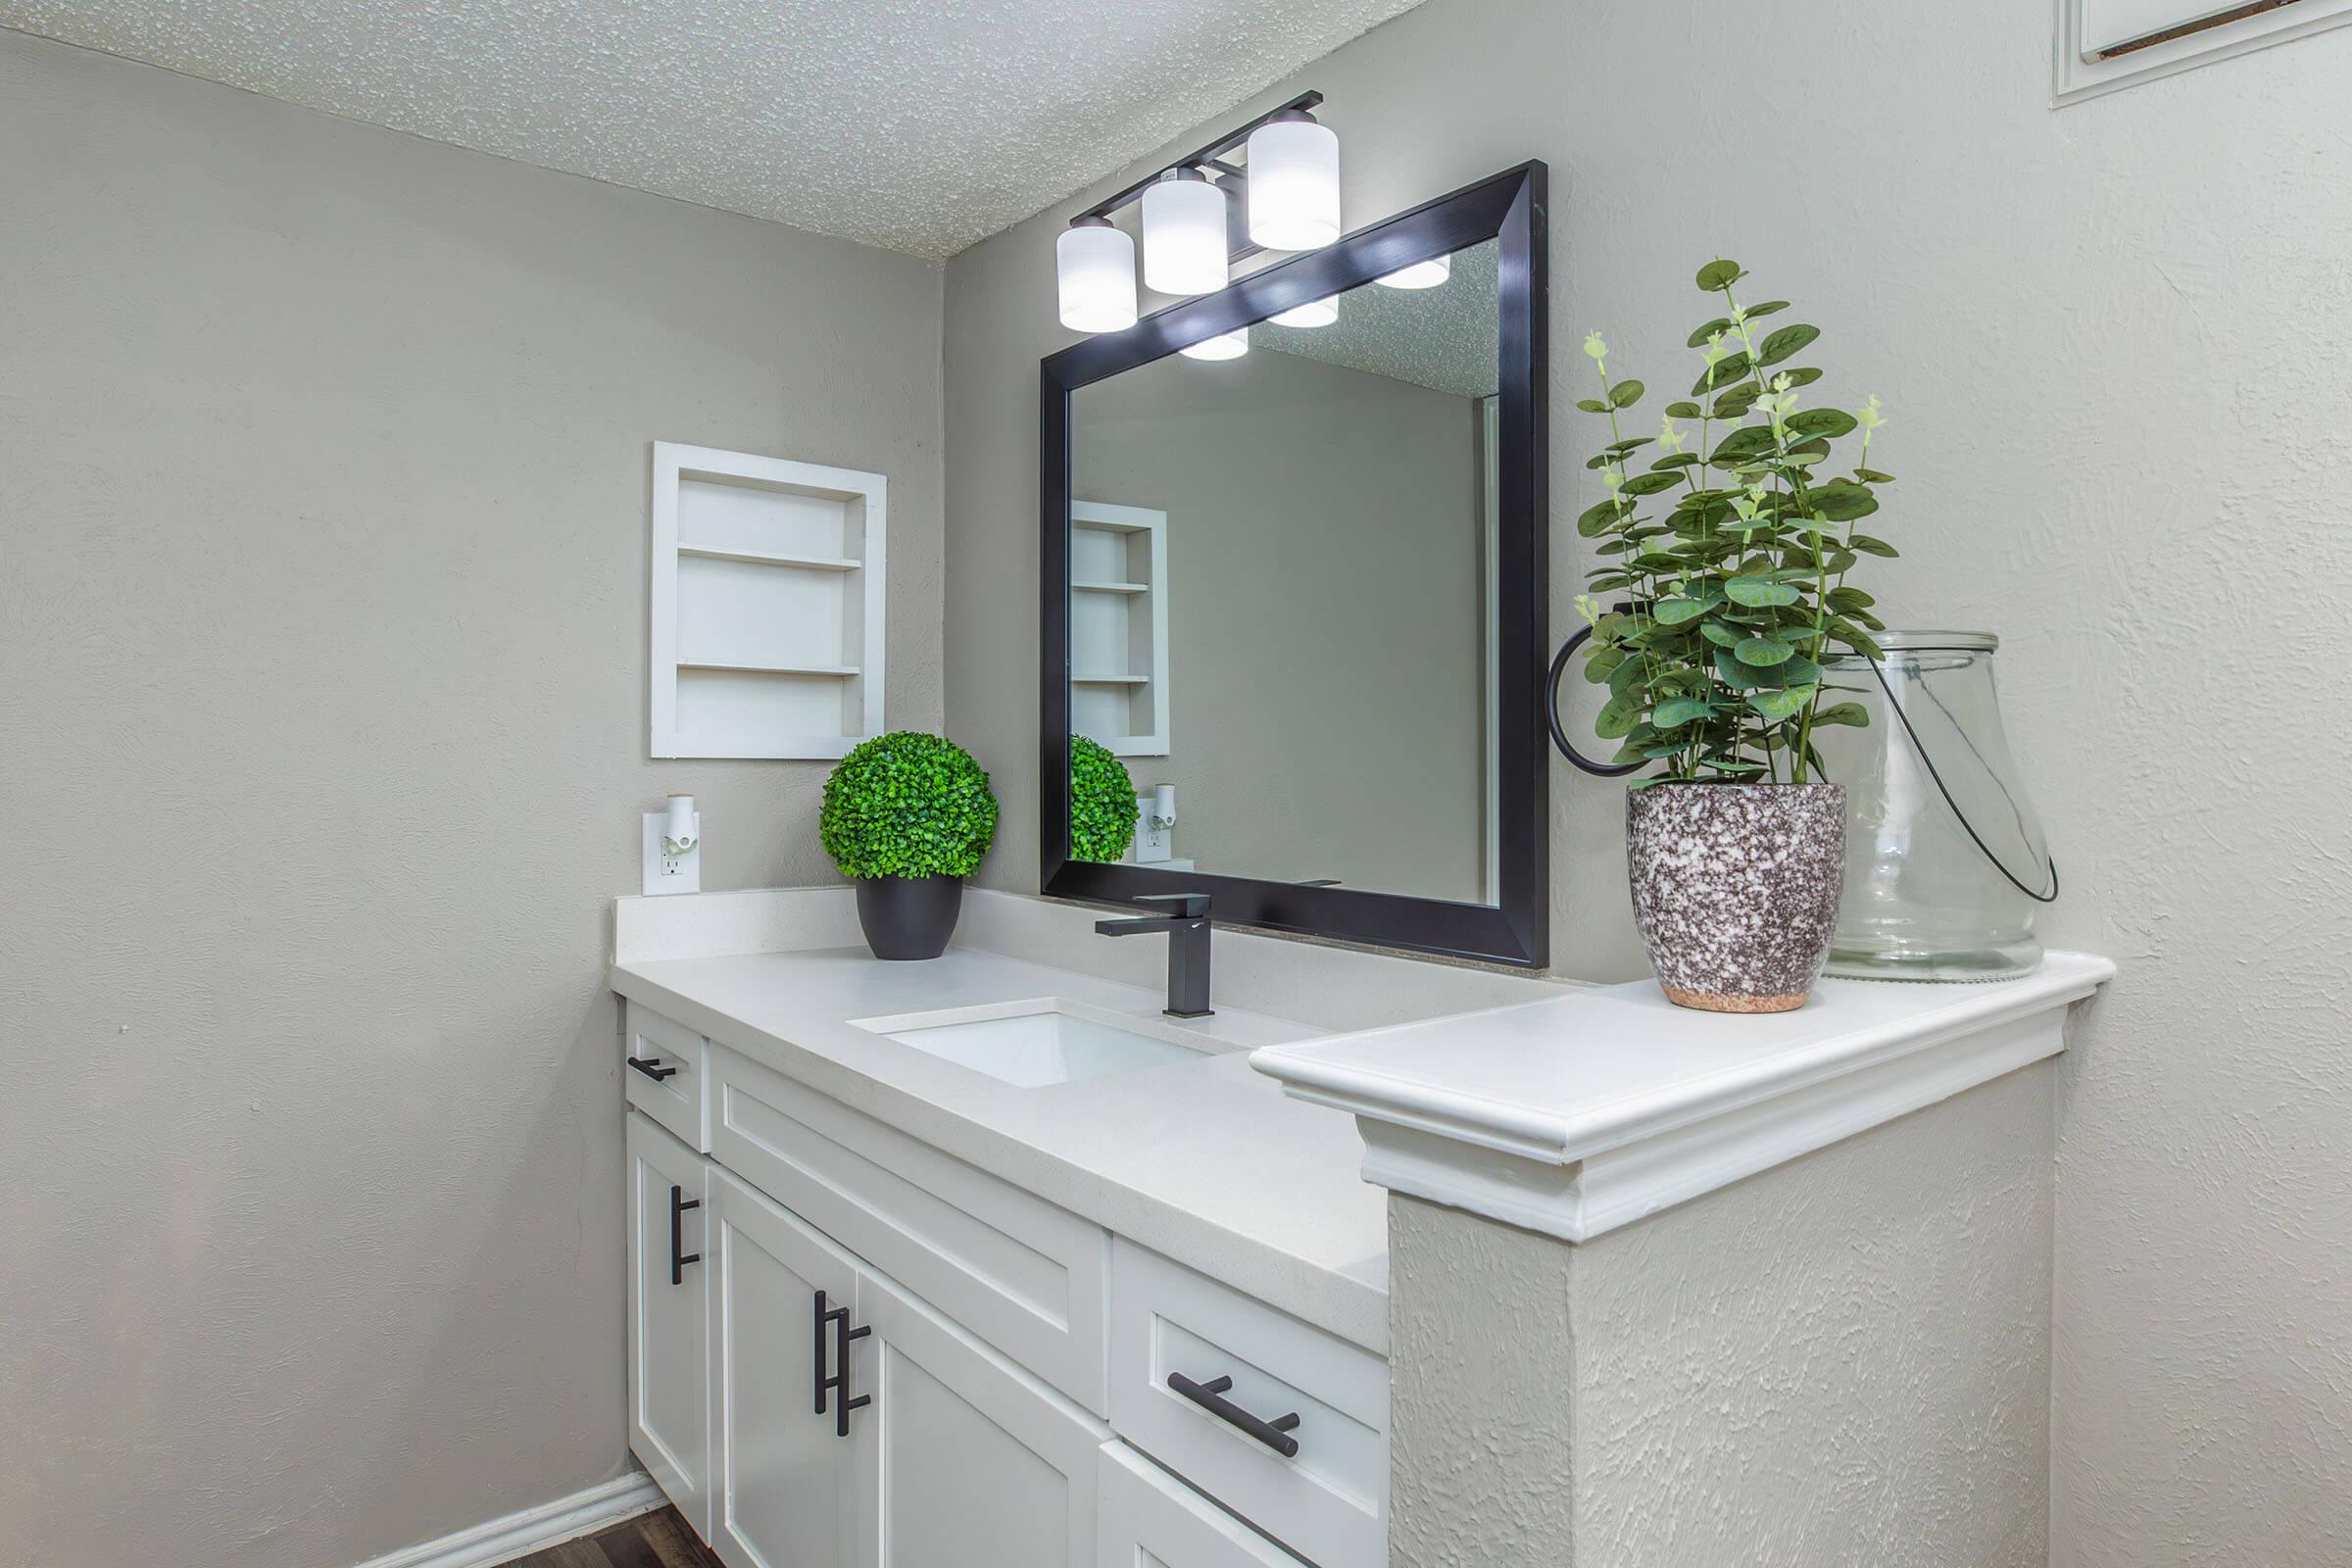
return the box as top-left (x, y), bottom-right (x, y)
top-left (642, 811), bottom-right (702, 896)
top-left (1132, 794), bottom-right (1173, 863)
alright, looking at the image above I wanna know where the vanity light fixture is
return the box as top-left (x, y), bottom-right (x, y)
top-left (1376, 254), bottom-right (1452, 289)
top-left (1054, 91), bottom-right (1336, 335)
top-left (1245, 109), bottom-right (1341, 251)
top-left (1141, 169), bottom-right (1229, 296)
top-left (1055, 217), bottom-right (1138, 332)
top-left (1270, 295), bottom-right (1339, 328)
top-left (1178, 329), bottom-right (1250, 362)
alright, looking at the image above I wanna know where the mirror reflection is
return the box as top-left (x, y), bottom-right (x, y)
top-left (1066, 238), bottom-right (1502, 905)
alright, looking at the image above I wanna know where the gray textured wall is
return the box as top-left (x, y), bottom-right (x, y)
top-left (1073, 345), bottom-right (1485, 901)
top-left (1388, 1065), bottom-right (2055, 1567)
top-left (943, 2), bottom-right (2352, 1558)
top-left (0, 32), bottom-right (942, 1568)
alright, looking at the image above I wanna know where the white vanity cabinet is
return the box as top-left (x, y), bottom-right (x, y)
top-left (619, 1002), bottom-right (1387, 1568)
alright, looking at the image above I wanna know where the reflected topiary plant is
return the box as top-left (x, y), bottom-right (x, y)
top-left (1575, 257), bottom-right (1897, 784)
top-left (1069, 736), bottom-right (1139, 863)
top-left (820, 731), bottom-right (999, 880)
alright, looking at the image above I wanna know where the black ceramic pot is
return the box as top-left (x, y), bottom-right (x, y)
top-left (855, 874), bottom-right (963, 960)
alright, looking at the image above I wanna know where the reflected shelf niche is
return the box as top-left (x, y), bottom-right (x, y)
top-left (650, 441), bottom-right (886, 760)
top-left (1069, 499), bottom-right (1169, 758)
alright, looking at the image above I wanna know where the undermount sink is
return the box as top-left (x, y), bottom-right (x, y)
top-left (852, 998), bottom-right (1215, 1088)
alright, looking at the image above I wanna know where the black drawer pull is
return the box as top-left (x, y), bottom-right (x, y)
top-left (668, 1185), bottom-right (702, 1285)
top-left (627, 1055), bottom-right (679, 1083)
top-left (1167, 1372), bottom-right (1301, 1458)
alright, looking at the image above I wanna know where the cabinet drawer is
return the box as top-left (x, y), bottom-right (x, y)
top-left (709, 1043), bottom-right (1110, 1414)
top-left (1098, 1442), bottom-right (1298, 1568)
top-left (624, 1002), bottom-right (710, 1152)
top-left (1108, 1242), bottom-right (1386, 1568)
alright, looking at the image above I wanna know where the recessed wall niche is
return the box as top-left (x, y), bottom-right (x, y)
top-left (649, 442), bottom-right (887, 760)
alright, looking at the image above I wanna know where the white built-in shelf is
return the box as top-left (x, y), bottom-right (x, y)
top-left (1069, 500), bottom-right (1169, 758)
top-left (651, 441), bottom-right (887, 760)
top-left (678, 660), bottom-right (861, 677)
top-left (677, 544), bottom-right (862, 571)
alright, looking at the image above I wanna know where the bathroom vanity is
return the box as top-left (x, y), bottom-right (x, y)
top-left (608, 887), bottom-right (1567, 1568)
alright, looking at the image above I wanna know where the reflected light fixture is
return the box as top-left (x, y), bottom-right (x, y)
top-left (1055, 217), bottom-right (1138, 332)
top-left (1178, 329), bottom-right (1250, 362)
top-left (1376, 254), bottom-right (1452, 289)
top-left (1141, 170), bottom-right (1228, 296)
top-left (1245, 109), bottom-right (1341, 251)
top-left (1051, 91), bottom-right (1339, 337)
top-left (1270, 296), bottom-right (1339, 328)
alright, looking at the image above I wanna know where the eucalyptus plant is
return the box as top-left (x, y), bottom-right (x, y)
top-left (1574, 258), bottom-right (1894, 784)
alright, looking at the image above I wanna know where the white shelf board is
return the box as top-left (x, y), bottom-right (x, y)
top-left (1072, 673), bottom-right (1150, 686)
top-left (678, 660), bottom-right (860, 677)
top-left (1072, 580), bottom-right (1150, 595)
top-left (677, 544), bottom-right (861, 571)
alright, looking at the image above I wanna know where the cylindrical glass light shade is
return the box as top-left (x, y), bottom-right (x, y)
top-left (1376, 254), bottom-right (1452, 289)
top-left (1269, 296), bottom-right (1338, 328)
top-left (1056, 218), bottom-right (1138, 333)
top-left (1142, 170), bottom-right (1228, 296)
top-left (1178, 329), bottom-right (1250, 362)
top-left (1246, 112), bottom-right (1341, 251)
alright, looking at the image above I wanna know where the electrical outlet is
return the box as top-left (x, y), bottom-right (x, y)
top-left (642, 811), bottom-right (702, 895)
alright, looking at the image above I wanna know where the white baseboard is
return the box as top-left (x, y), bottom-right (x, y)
top-left (350, 1472), bottom-right (666, 1568)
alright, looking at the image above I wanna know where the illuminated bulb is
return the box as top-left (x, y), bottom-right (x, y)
top-left (1055, 218), bottom-right (1137, 333)
top-left (1178, 329), bottom-right (1250, 362)
top-left (1141, 169), bottom-right (1229, 296)
top-left (1269, 296), bottom-right (1339, 328)
top-left (1376, 254), bottom-right (1452, 289)
top-left (1245, 110), bottom-right (1341, 252)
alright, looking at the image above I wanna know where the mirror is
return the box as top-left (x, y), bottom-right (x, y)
top-left (1041, 165), bottom-right (1548, 966)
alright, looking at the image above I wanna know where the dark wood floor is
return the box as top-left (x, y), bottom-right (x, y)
top-left (507, 1506), bottom-right (722, 1568)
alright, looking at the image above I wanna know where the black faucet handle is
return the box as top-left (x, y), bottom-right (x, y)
top-left (1134, 892), bottom-right (1211, 919)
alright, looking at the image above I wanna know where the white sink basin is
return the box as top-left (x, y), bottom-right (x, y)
top-left (852, 998), bottom-right (1215, 1088)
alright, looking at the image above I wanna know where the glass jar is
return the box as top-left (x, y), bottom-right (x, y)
top-left (1812, 632), bottom-right (2054, 980)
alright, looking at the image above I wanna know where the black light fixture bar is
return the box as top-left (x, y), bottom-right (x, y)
top-left (1077, 91), bottom-right (1324, 222)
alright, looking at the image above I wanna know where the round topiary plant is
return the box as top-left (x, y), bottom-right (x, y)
top-left (820, 732), bottom-right (999, 882)
top-left (1069, 736), bottom-right (1140, 862)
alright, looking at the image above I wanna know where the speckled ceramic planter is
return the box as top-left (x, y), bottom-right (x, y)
top-left (1626, 782), bottom-right (1847, 1013)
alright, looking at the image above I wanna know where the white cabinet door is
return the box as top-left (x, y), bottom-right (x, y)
top-left (1096, 1442), bottom-right (1299, 1568)
top-left (709, 1167), bottom-right (866, 1568)
top-left (627, 1112), bottom-right (710, 1536)
top-left (853, 1262), bottom-right (1106, 1568)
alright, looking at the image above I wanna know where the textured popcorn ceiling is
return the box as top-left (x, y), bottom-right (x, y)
top-left (0, 0), bottom-right (1429, 258)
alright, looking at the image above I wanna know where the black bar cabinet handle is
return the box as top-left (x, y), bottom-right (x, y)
top-left (627, 1055), bottom-right (679, 1082)
top-left (813, 1290), bottom-right (873, 1437)
top-left (667, 1185), bottom-right (701, 1285)
top-left (833, 1309), bottom-right (872, 1438)
top-left (1167, 1371), bottom-right (1301, 1458)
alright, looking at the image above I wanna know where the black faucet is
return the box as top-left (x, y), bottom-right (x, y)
top-left (1095, 893), bottom-right (1213, 1018)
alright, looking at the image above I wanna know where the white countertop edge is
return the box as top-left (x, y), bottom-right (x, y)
top-left (608, 956), bottom-right (1393, 1355)
top-left (1250, 953), bottom-right (2115, 1241)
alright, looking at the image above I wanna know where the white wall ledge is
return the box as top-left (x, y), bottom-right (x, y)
top-left (1250, 953), bottom-right (2115, 1242)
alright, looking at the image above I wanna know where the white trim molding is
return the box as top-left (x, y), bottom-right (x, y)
top-left (2054, 0), bottom-right (2352, 104)
top-left (1250, 953), bottom-right (2115, 1243)
top-left (347, 1473), bottom-right (664, 1568)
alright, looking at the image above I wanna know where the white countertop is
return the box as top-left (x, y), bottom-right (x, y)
top-left (611, 946), bottom-right (1394, 1352)
top-left (1250, 952), bottom-right (2117, 1242)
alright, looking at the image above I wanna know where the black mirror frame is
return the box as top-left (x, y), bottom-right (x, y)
top-left (1039, 161), bottom-right (1549, 968)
